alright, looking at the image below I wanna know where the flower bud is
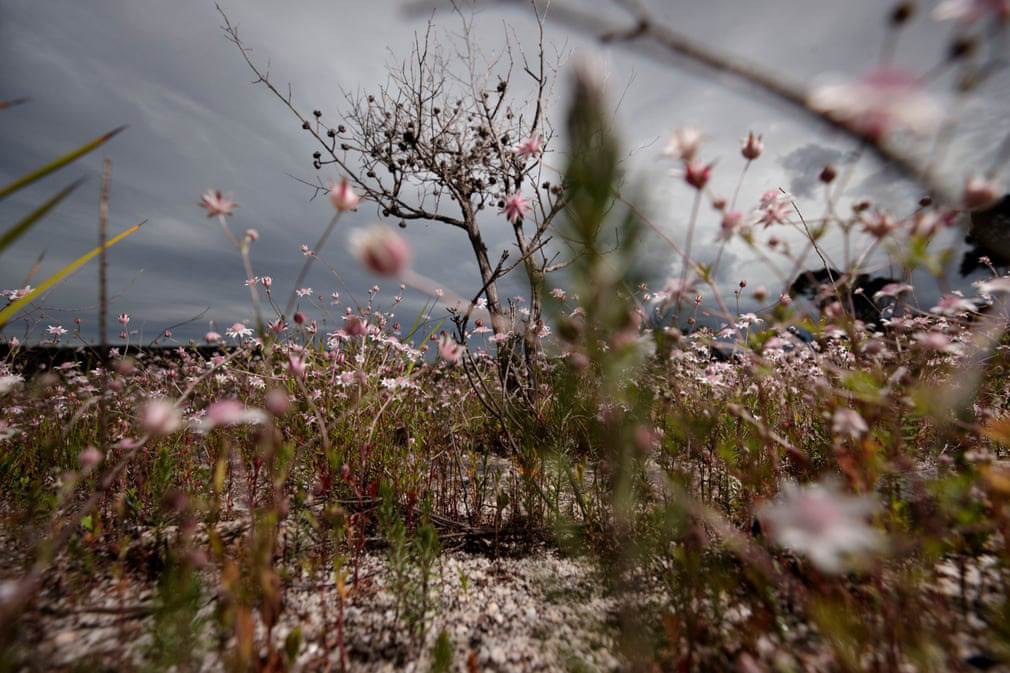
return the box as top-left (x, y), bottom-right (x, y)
top-left (740, 131), bottom-right (763, 160)
top-left (328, 176), bottom-right (361, 212)
top-left (349, 225), bottom-right (412, 276)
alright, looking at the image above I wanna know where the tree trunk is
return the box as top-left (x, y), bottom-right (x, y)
top-left (523, 262), bottom-right (544, 361)
top-left (464, 216), bottom-right (508, 337)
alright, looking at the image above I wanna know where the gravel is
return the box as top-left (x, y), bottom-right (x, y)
top-left (10, 543), bottom-right (621, 672)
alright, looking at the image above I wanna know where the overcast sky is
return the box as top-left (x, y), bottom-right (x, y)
top-left (1, 0), bottom-right (1007, 345)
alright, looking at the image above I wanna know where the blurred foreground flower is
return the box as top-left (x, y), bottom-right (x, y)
top-left (437, 333), bottom-right (464, 364)
top-left (933, 0), bottom-right (1010, 24)
top-left (349, 224), bottom-right (412, 276)
top-left (977, 276), bottom-right (1010, 295)
top-left (832, 407), bottom-right (869, 438)
top-left (0, 374), bottom-right (23, 395)
top-left (963, 174), bottom-right (1001, 210)
top-left (759, 480), bottom-right (886, 574)
top-left (328, 176), bottom-right (361, 212)
top-left (194, 400), bottom-right (268, 432)
top-left (142, 398), bottom-right (183, 436)
top-left (808, 68), bottom-right (940, 140)
top-left (662, 125), bottom-right (704, 161)
top-left (931, 293), bottom-right (976, 315)
top-left (78, 446), bottom-right (103, 472)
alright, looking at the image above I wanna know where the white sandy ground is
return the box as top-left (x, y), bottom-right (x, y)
top-left (3, 502), bottom-right (1009, 672)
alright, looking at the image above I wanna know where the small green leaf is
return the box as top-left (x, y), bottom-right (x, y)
top-left (429, 630), bottom-right (453, 673)
top-left (284, 625), bottom-right (302, 663)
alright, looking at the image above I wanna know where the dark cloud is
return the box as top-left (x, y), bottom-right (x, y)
top-left (778, 144), bottom-right (849, 199)
top-left (851, 163), bottom-right (924, 209)
top-left (2, 0), bottom-right (1007, 343)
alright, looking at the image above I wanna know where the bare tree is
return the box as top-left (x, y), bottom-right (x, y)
top-left (220, 3), bottom-right (568, 358)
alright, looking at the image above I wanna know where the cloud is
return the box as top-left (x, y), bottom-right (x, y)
top-left (2, 0), bottom-right (1008, 343)
top-left (778, 144), bottom-right (849, 198)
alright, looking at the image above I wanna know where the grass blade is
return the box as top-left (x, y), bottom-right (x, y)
top-left (22, 250), bottom-right (46, 287)
top-left (0, 126), bottom-right (126, 201)
top-left (0, 98), bottom-right (30, 111)
top-left (0, 221), bottom-right (144, 329)
top-left (0, 179), bottom-right (85, 254)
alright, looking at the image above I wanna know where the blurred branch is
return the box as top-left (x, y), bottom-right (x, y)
top-left (407, 0), bottom-right (958, 205)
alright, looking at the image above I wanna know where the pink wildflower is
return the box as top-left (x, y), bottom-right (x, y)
top-left (808, 68), bottom-right (940, 140)
top-left (343, 315), bottom-right (368, 336)
top-left (872, 283), bottom-right (913, 300)
top-left (513, 134), bottom-right (545, 161)
top-left (719, 210), bottom-right (743, 240)
top-left (684, 161), bottom-right (713, 190)
top-left (977, 277), bottom-right (1010, 295)
top-left (328, 176), bottom-right (361, 212)
top-left (226, 323), bottom-right (252, 339)
top-left (909, 210), bottom-right (946, 238)
top-left (204, 331), bottom-right (222, 343)
top-left (931, 293), bottom-right (976, 315)
top-left (754, 190), bottom-right (792, 228)
top-left (914, 331), bottom-right (961, 353)
top-left (47, 325), bottom-right (67, 336)
top-left (199, 190), bottom-right (239, 217)
top-left (963, 174), bottom-right (1000, 210)
top-left (437, 334), bottom-right (464, 365)
top-left (653, 278), bottom-right (694, 309)
top-left (349, 225), bottom-right (412, 276)
top-left (287, 354), bottom-right (307, 379)
top-left (117, 313), bottom-right (130, 325)
top-left (663, 126), bottom-right (704, 161)
top-left (499, 192), bottom-right (532, 224)
top-left (861, 210), bottom-right (899, 238)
